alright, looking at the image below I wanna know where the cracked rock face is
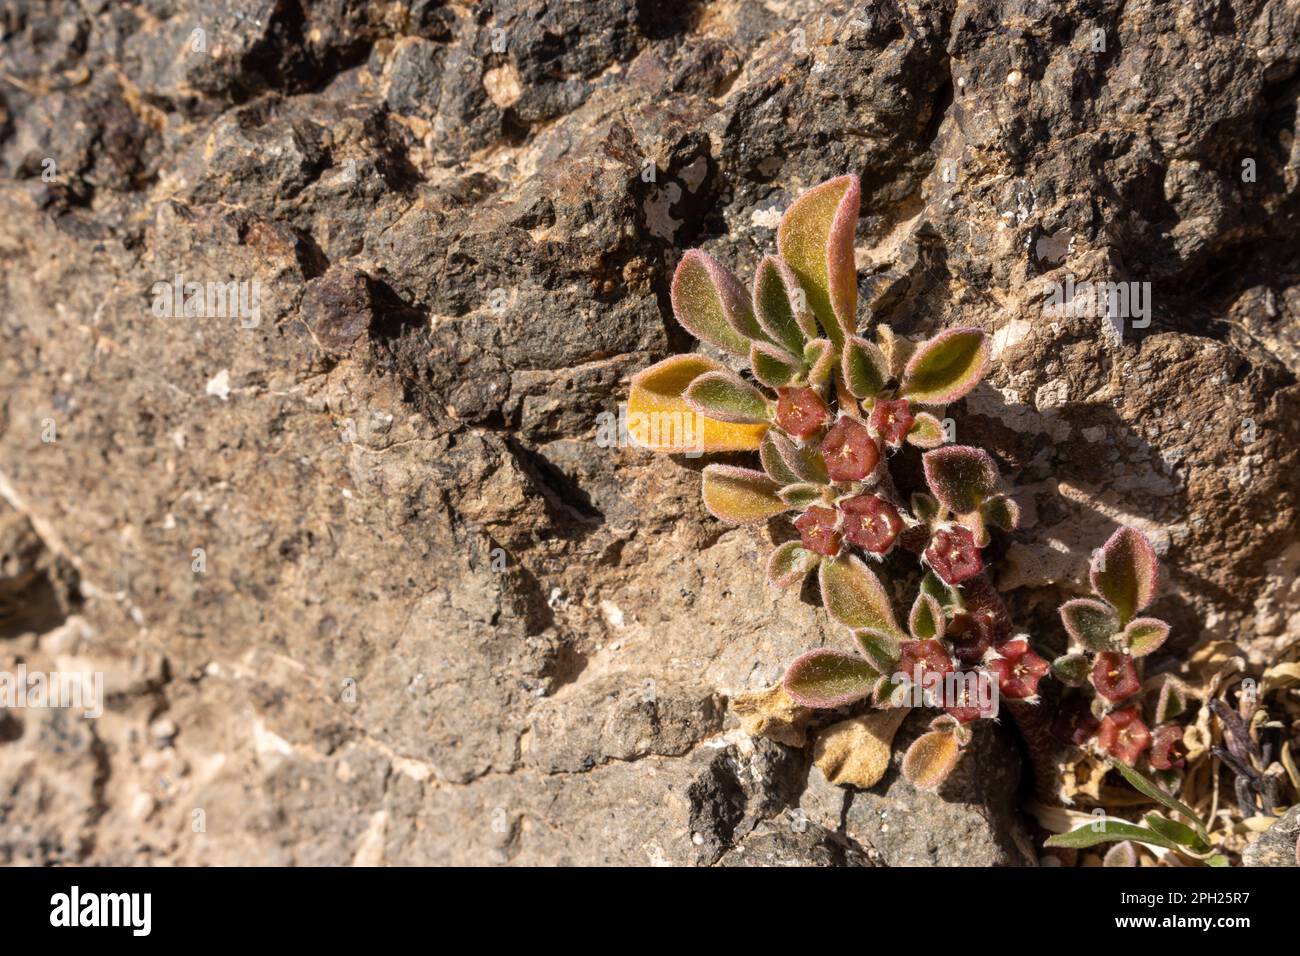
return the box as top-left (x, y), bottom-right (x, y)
top-left (1, 0), bottom-right (1298, 865)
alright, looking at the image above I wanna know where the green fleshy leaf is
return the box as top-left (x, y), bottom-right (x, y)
top-left (783, 649), bottom-right (879, 709)
top-left (760, 433), bottom-right (802, 485)
top-left (901, 730), bottom-right (962, 791)
top-left (841, 336), bottom-right (889, 399)
top-left (1060, 598), bottom-right (1120, 651)
top-left (683, 371), bottom-right (769, 424)
top-left (1045, 820), bottom-right (1181, 852)
top-left (753, 255), bottom-right (813, 353)
top-left (908, 593), bottom-right (945, 642)
top-left (1124, 617), bottom-right (1170, 657)
top-left (819, 553), bottom-right (902, 636)
top-left (777, 176), bottom-right (860, 341)
top-left (767, 541), bottom-right (821, 589)
top-left (803, 338), bottom-right (836, 387)
top-left (1144, 813), bottom-right (1209, 852)
top-left (1051, 653), bottom-right (1091, 687)
top-left (854, 628), bottom-right (901, 672)
top-left (749, 341), bottom-right (803, 388)
top-left (1091, 526), bottom-right (1160, 626)
top-left (1205, 854), bottom-right (1230, 867)
top-left (1112, 762), bottom-right (1210, 846)
top-left (919, 570), bottom-right (964, 613)
top-left (767, 430), bottom-right (828, 484)
top-left (980, 494), bottom-right (1019, 531)
top-left (905, 412), bottom-right (945, 449)
top-left (700, 465), bottom-right (787, 525)
top-left (670, 251), bottom-right (758, 357)
top-left (899, 328), bottom-right (990, 406)
top-left (910, 492), bottom-right (942, 524)
top-left (778, 483), bottom-right (829, 508)
top-left (921, 445), bottom-right (999, 515)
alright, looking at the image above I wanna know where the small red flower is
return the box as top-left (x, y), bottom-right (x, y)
top-left (924, 525), bottom-right (983, 585)
top-left (1091, 651), bottom-right (1141, 702)
top-left (821, 416), bottom-right (880, 482)
top-left (1149, 722), bottom-right (1186, 770)
top-left (1097, 706), bottom-right (1151, 765)
top-left (775, 387), bottom-right (829, 439)
top-left (839, 494), bottom-right (903, 553)
top-left (987, 638), bottom-right (1049, 699)
top-left (1050, 697), bottom-right (1100, 746)
top-left (945, 671), bottom-right (997, 723)
top-left (794, 506), bottom-right (841, 556)
top-left (897, 639), bottom-right (954, 696)
top-left (868, 399), bottom-right (915, 447)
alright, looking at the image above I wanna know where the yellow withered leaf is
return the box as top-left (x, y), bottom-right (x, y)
top-left (627, 355), bottom-right (768, 453)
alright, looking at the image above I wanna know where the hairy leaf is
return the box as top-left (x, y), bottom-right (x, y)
top-left (753, 255), bottom-right (814, 352)
top-left (854, 628), bottom-right (901, 672)
top-left (628, 355), bottom-right (767, 452)
top-left (700, 465), bottom-right (787, 524)
top-left (819, 553), bottom-right (902, 635)
top-left (922, 445), bottom-right (999, 515)
top-left (1060, 598), bottom-right (1120, 651)
top-left (899, 328), bottom-right (990, 405)
top-left (750, 341), bottom-right (803, 388)
top-left (1103, 841), bottom-right (1138, 867)
top-left (841, 336), bottom-right (889, 399)
top-left (767, 429), bottom-right (829, 484)
top-left (777, 175), bottom-right (860, 340)
top-left (783, 649), bottom-right (879, 709)
top-left (759, 433), bottom-right (801, 485)
top-left (683, 370), bottom-right (769, 424)
top-left (908, 593), bottom-right (946, 642)
top-left (778, 482), bottom-right (829, 508)
top-left (919, 570), bottom-right (965, 613)
top-left (767, 541), bottom-right (821, 589)
top-left (981, 494), bottom-right (1019, 531)
top-left (1051, 653), bottom-right (1091, 687)
top-left (1091, 526), bottom-right (1160, 625)
top-left (670, 251), bottom-right (760, 356)
top-left (901, 730), bottom-right (961, 791)
top-left (1124, 617), bottom-right (1170, 657)
top-left (910, 491), bottom-right (942, 524)
top-left (906, 411), bottom-right (945, 448)
top-left (803, 338), bottom-right (836, 387)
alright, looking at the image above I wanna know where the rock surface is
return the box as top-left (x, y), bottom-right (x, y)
top-left (1242, 805), bottom-right (1300, 867)
top-left (0, 0), bottom-right (1297, 865)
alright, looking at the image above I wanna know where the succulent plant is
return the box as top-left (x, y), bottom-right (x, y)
top-left (629, 176), bottom-right (1028, 790)
top-left (1050, 527), bottom-right (1187, 780)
